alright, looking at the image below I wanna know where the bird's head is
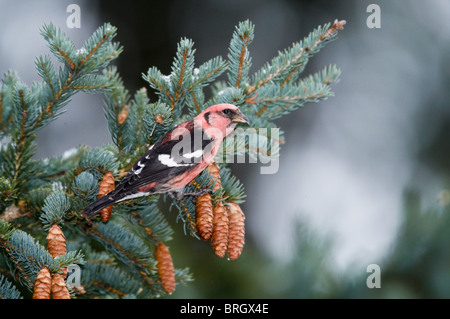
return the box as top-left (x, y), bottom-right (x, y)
top-left (197, 103), bottom-right (250, 139)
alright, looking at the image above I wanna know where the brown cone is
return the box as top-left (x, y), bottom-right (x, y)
top-left (207, 161), bottom-right (221, 192)
top-left (51, 273), bottom-right (70, 299)
top-left (33, 267), bottom-right (52, 299)
top-left (211, 201), bottom-right (229, 258)
top-left (227, 201), bottom-right (245, 260)
top-left (155, 242), bottom-right (176, 294)
top-left (118, 104), bottom-right (129, 125)
top-left (98, 171), bottom-right (115, 222)
top-left (195, 193), bottom-right (213, 240)
top-left (46, 224), bottom-right (67, 258)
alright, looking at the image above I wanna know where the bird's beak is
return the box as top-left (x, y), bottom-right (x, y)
top-left (232, 110), bottom-right (250, 125)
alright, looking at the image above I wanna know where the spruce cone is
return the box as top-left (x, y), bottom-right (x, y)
top-left (155, 242), bottom-right (176, 294)
top-left (33, 267), bottom-right (51, 299)
top-left (51, 273), bottom-right (70, 299)
top-left (211, 201), bottom-right (229, 258)
top-left (207, 161), bottom-right (221, 192)
top-left (118, 104), bottom-right (129, 125)
top-left (46, 224), bottom-right (67, 258)
top-left (98, 171), bottom-right (115, 222)
top-left (195, 193), bottom-right (213, 240)
top-left (227, 201), bottom-right (245, 260)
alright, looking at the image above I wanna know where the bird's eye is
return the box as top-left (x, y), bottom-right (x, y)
top-left (222, 109), bottom-right (231, 115)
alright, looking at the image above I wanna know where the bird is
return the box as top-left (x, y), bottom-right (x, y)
top-left (81, 103), bottom-right (249, 220)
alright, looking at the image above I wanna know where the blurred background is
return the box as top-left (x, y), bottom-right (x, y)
top-left (1, 0), bottom-right (449, 298)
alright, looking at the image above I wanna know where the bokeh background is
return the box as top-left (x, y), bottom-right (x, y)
top-left (1, 0), bottom-right (449, 298)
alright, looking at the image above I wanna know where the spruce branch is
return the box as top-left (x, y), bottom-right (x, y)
top-left (208, 87), bottom-right (246, 107)
top-left (102, 66), bottom-right (131, 152)
top-left (219, 167), bottom-right (246, 204)
top-left (0, 22), bottom-right (121, 199)
top-left (245, 81), bottom-right (334, 119)
top-left (0, 273), bottom-right (22, 299)
top-left (120, 197), bottom-right (174, 243)
top-left (0, 220), bottom-right (15, 241)
top-left (81, 262), bottom-right (143, 298)
top-left (1, 229), bottom-right (58, 290)
top-left (40, 190), bottom-right (71, 228)
top-left (144, 39), bottom-right (227, 118)
top-left (186, 87), bottom-right (205, 115)
top-left (143, 101), bottom-right (173, 145)
top-left (78, 146), bottom-right (120, 176)
top-left (1, 18), bottom-right (345, 298)
top-left (170, 38), bottom-right (196, 111)
top-left (0, 72), bottom-right (16, 132)
top-left (40, 23), bottom-right (77, 70)
top-left (246, 19), bottom-right (345, 96)
top-left (227, 20), bottom-right (254, 88)
top-left (129, 88), bottom-right (152, 151)
top-left (55, 250), bottom-right (85, 269)
top-left (188, 56), bottom-right (227, 93)
top-left (87, 221), bottom-right (156, 285)
top-left (143, 66), bottom-right (174, 106)
top-left (76, 23), bottom-right (120, 70)
top-left (35, 55), bottom-right (58, 101)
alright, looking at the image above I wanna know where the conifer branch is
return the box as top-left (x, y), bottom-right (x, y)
top-left (1, 229), bottom-right (58, 290)
top-left (87, 222), bottom-right (156, 286)
top-left (40, 23), bottom-right (77, 70)
top-left (190, 90), bottom-right (201, 113)
top-left (142, 67), bottom-right (174, 106)
top-left (187, 57), bottom-right (227, 93)
top-left (0, 274), bottom-right (22, 299)
top-left (173, 46), bottom-right (189, 109)
top-left (77, 23), bottom-right (119, 69)
top-left (102, 67), bottom-right (131, 152)
top-left (246, 19), bottom-right (345, 96)
top-left (123, 197), bottom-right (174, 243)
top-left (0, 92), bottom-right (4, 129)
top-left (81, 263), bottom-right (143, 298)
top-left (0, 18), bottom-right (344, 298)
top-left (227, 20), bottom-right (254, 88)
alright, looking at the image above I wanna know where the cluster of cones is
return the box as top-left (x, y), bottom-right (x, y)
top-left (39, 162), bottom-right (244, 298)
top-left (33, 224), bottom-right (70, 299)
top-left (153, 161), bottom-right (247, 296)
top-left (195, 162), bottom-right (246, 260)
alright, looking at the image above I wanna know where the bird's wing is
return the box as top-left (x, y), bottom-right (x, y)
top-left (113, 126), bottom-right (214, 194)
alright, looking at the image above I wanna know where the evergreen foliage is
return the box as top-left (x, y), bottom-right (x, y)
top-left (0, 19), bottom-right (344, 298)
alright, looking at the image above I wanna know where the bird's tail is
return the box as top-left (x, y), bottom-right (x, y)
top-left (81, 195), bottom-right (116, 219)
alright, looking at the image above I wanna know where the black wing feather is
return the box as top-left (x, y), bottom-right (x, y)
top-left (112, 126), bottom-right (213, 194)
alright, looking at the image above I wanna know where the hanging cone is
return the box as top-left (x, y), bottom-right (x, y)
top-left (47, 224), bottom-right (68, 278)
top-left (47, 224), bottom-right (67, 258)
top-left (154, 242), bottom-right (176, 294)
top-left (227, 201), bottom-right (245, 260)
top-left (33, 267), bottom-right (52, 299)
top-left (98, 171), bottom-right (115, 222)
top-left (195, 193), bottom-right (213, 240)
top-left (51, 273), bottom-right (70, 299)
top-left (117, 104), bottom-right (129, 125)
top-left (211, 201), bottom-right (229, 258)
top-left (207, 161), bottom-right (221, 192)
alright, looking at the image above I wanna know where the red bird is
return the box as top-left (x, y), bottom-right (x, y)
top-left (81, 103), bottom-right (249, 219)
